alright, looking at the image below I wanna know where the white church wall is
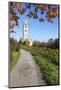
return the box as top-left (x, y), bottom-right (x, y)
top-left (23, 19), bottom-right (33, 46)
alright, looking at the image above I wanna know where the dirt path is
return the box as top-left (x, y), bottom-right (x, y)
top-left (9, 49), bottom-right (46, 87)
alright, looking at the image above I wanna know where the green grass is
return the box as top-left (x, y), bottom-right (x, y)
top-left (21, 45), bottom-right (59, 85)
top-left (10, 51), bottom-right (20, 71)
top-left (33, 54), bottom-right (59, 85)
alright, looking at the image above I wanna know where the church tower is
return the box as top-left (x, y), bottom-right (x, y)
top-left (23, 19), bottom-right (33, 46)
top-left (23, 20), bottom-right (28, 41)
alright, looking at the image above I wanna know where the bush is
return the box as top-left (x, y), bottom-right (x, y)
top-left (23, 39), bottom-right (30, 46)
top-left (16, 44), bottom-right (20, 52)
top-left (10, 52), bottom-right (20, 70)
top-left (33, 53), bottom-right (59, 85)
top-left (10, 38), bottom-right (21, 52)
top-left (10, 52), bottom-right (13, 62)
top-left (31, 47), bottom-right (59, 65)
top-left (10, 38), bottom-right (17, 51)
top-left (22, 46), bottom-right (59, 85)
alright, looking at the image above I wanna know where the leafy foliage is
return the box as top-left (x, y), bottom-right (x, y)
top-left (10, 38), bottom-right (20, 52)
top-left (33, 38), bottom-right (59, 49)
top-left (23, 39), bottom-right (30, 46)
top-left (21, 46), bottom-right (59, 85)
top-left (10, 52), bottom-right (20, 70)
top-left (39, 18), bottom-right (44, 22)
top-left (10, 38), bottom-right (20, 70)
top-left (9, 2), bottom-right (59, 29)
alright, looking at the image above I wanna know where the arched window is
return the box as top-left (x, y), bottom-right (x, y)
top-left (25, 30), bottom-right (27, 32)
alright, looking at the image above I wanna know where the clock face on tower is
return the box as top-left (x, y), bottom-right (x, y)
top-left (23, 20), bottom-right (28, 40)
top-left (24, 22), bottom-right (28, 32)
top-left (25, 30), bottom-right (27, 32)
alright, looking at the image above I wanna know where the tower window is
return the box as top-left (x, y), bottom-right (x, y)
top-left (25, 30), bottom-right (27, 32)
top-left (25, 26), bottom-right (27, 28)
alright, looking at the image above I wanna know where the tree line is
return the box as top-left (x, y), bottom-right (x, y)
top-left (32, 38), bottom-right (59, 49)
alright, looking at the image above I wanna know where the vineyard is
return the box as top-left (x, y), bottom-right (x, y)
top-left (21, 46), bottom-right (59, 85)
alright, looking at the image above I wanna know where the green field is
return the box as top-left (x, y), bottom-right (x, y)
top-left (21, 46), bottom-right (59, 85)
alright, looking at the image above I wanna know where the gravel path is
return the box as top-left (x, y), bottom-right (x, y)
top-left (9, 49), bottom-right (46, 87)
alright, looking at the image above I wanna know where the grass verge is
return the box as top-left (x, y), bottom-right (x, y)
top-left (21, 46), bottom-right (59, 85)
top-left (10, 51), bottom-right (20, 71)
top-left (33, 53), bottom-right (59, 85)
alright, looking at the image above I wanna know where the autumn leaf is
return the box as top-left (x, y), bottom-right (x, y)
top-left (26, 3), bottom-right (31, 8)
top-left (27, 14), bottom-right (31, 18)
top-left (33, 12), bottom-right (38, 19)
top-left (30, 11), bottom-right (33, 16)
top-left (39, 18), bottom-right (44, 22)
top-left (15, 3), bottom-right (22, 10)
top-left (21, 8), bottom-right (26, 15)
top-left (39, 4), bottom-right (46, 11)
top-left (10, 30), bottom-right (16, 33)
top-left (9, 2), bottom-right (59, 29)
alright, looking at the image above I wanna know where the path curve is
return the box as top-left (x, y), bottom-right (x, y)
top-left (9, 49), bottom-right (46, 87)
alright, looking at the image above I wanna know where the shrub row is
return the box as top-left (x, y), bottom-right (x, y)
top-left (31, 47), bottom-right (59, 65)
top-left (31, 50), bottom-right (59, 85)
top-left (22, 46), bottom-right (59, 85)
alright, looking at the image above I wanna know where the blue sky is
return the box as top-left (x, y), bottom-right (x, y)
top-left (10, 3), bottom-right (58, 42)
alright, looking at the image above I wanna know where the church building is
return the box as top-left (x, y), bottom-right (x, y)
top-left (23, 20), bottom-right (33, 46)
